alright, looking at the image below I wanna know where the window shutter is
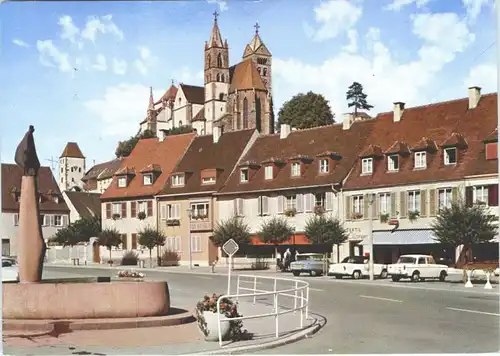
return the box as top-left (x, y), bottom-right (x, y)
top-left (62, 215), bottom-right (69, 226)
top-left (451, 187), bottom-right (458, 203)
top-left (175, 204), bottom-right (181, 219)
top-left (14, 214), bottom-right (19, 226)
top-left (257, 196), bottom-right (263, 216)
top-left (50, 215), bottom-right (55, 226)
top-left (147, 201), bottom-right (153, 217)
top-left (429, 189), bottom-right (437, 216)
top-left (488, 185), bottom-right (498, 206)
top-left (390, 193), bottom-right (397, 218)
top-left (176, 236), bottom-right (181, 252)
top-left (374, 194), bottom-right (380, 220)
top-left (131, 201), bottom-right (137, 218)
top-left (262, 196), bottom-right (269, 215)
top-left (296, 194), bottom-right (304, 212)
top-left (160, 204), bottom-right (166, 220)
top-left (106, 203), bottom-right (111, 219)
top-left (121, 202), bottom-right (127, 218)
top-left (238, 198), bottom-right (244, 216)
top-left (44, 215), bottom-right (49, 226)
top-left (131, 233), bottom-right (137, 250)
top-left (399, 192), bottom-right (408, 218)
top-left (345, 196), bottom-right (351, 220)
top-left (304, 194), bottom-right (312, 212)
top-left (465, 187), bottom-right (473, 207)
top-left (326, 191), bottom-right (334, 211)
top-left (420, 190), bottom-right (427, 217)
top-left (122, 234), bottom-right (128, 250)
top-left (277, 196), bottom-right (284, 214)
top-left (363, 195), bottom-right (369, 219)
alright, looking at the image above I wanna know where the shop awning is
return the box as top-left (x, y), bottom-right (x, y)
top-left (360, 229), bottom-right (437, 246)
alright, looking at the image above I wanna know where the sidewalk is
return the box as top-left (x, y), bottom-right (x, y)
top-left (3, 299), bottom-right (320, 355)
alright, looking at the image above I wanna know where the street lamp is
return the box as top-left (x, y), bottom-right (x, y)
top-left (368, 194), bottom-right (375, 281)
top-left (187, 208), bottom-right (193, 270)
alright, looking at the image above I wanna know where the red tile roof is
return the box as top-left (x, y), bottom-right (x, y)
top-left (155, 84), bottom-right (178, 105)
top-left (229, 59), bottom-right (266, 93)
top-left (60, 142), bottom-right (85, 159)
top-left (218, 121), bottom-right (376, 194)
top-left (344, 93), bottom-right (498, 190)
top-left (1, 164), bottom-right (70, 213)
top-left (101, 133), bottom-right (195, 200)
top-left (82, 158), bottom-right (122, 182)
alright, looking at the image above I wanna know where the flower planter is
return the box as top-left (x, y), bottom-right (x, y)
top-left (200, 311), bottom-right (231, 341)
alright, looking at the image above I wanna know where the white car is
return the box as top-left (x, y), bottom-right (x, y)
top-left (2, 257), bottom-right (19, 282)
top-left (328, 256), bottom-right (388, 280)
top-left (388, 254), bottom-right (448, 282)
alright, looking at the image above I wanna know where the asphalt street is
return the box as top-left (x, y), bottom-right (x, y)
top-left (39, 266), bottom-right (500, 354)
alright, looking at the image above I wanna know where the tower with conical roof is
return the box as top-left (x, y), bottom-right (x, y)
top-left (242, 22), bottom-right (273, 96)
top-left (203, 10), bottom-right (230, 134)
top-left (59, 142), bottom-right (86, 192)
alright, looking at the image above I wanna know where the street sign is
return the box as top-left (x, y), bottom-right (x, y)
top-left (222, 239), bottom-right (239, 257)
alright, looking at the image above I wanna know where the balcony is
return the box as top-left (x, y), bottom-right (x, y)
top-left (190, 219), bottom-right (212, 232)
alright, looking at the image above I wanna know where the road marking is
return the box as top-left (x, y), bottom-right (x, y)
top-left (309, 287), bottom-right (324, 292)
top-left (359, 295), bottom-right (403, 303)
top-left (446, 307), bottom-right (500, 316)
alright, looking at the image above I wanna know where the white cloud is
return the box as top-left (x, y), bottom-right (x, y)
top-left (58, 15), bottom-right (80, 44)
top-left (12, 38), bottom-right (30, 48)
top-left (112, 58), bottom-right (127, 75)
top-left (36, 40), bottom-right (72, 72)
top-left (305, 0), bottom-right (362, 42)
top-left (464, 62), bottom-right (496, 93)
top-left (92, 54), bottom-right (107, 71)
top-left (342, 30), bottom-right (358, 53)
top-left (84, 84), bottom-right (165, 137)
top-left (385, 0), bottom-right (432, 11)
top-left (463, 0), bottom-right (492, 24)
top-left (81, 15), bottom-right (124, 43)
top-left (134, 46), bottom-right (157, 76)
top-left (177, 66), bottom-right (204, 85)
top-left (207, 0), bottom-right (228, 12)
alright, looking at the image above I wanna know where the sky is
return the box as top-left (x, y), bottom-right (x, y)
top-left (0, 0), bottom-right (497, 177)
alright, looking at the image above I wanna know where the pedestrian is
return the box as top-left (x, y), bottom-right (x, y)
top-left (284, 248), bottom-right (292, 271)
top-left (295, 249), bottom-right (299, 260)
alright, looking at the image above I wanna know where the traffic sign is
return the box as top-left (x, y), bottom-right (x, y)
top-left (222, 239), bottom-right (239, 257)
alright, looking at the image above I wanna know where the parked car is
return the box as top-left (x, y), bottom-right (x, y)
top-left (290, 253), bottom-right (326, 277)
top-left (2, 257), bottom-right (19, 282)
top-left (388, 254), bottom-right (448, 282)
top-left (328, 256), bottom-right (388, 279)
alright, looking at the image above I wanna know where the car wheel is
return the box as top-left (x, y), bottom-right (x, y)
top-left (352, 270), bottom-right (361, 280)
top-left (310, 270), bottom-right (317, 277)
top-left (380, 269), bottom-right (388, 279)
top-left (411, 271), bottom-right (420, 282)
top-left (391, 275), bottom-right (400, 282)
top-left (292, 271), bottom-right (300, 277)
top-left (439, 270), bottom-right (447, 282)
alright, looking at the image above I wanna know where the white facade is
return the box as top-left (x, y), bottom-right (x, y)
top-left (59, 156), bottom-right (85, 192)
top-left (96, 177), bottom-right (113, 194)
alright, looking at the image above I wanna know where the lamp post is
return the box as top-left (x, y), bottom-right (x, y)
top-left (187, 209), bottom-right (193, 270)
top-left (368, 194), bottom-right (375, 281)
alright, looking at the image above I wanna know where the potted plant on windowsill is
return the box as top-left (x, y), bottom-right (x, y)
top-left (408, 210), bottom-right (420, 222)
top-left (284, 208), bottom-right (297, 217)
top-left (166, 219), bottom-right (180, 226)
top-left (314, 205), bottom-right (325, 215)
top-left (195, 293), bottom-right (252, 342)
top-left (137, 211), bottom-right (146, 220)
top-left (380, 213), bottom-right (389, 223)
top-left (112, 213), bottom-right (120, 220)
top-left (351, 212), bottom-right (363, 220)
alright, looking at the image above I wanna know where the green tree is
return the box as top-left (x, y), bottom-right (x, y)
top-left (305, 215), bottom-right (348, 262)
top-left (346, 82), bottom-right (373, 116)
top-left (98, 228), bottom-right (122, 263)
top-left (71, 216), bottom-right (101, 243)
top-left (166, 125), bottom-right (195, 136)
top-left (211, 215), bottom-right (251, 248)
top-left (138, 226), bottom-right (166, 267)
top-left (258, 217), bottom-right (294, 258)
top-left (51, 225), bottom-right (80, 247)
top-left (431, 200), bottom-right (498, 267)
top-left (277, 91), bottom-right (334, 129)
top-left (115, 129), bottom-right (156, 158)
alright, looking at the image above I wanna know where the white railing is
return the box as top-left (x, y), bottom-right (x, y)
top-left (216, 274), bottom-right (310, 347)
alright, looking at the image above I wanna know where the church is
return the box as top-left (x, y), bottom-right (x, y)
top-left (139, 12), bottom-right (275, 136)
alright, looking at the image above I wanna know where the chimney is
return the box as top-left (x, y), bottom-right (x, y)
top-left (342, 113), bottom-right (354, 130)
top-left (468, 86), bottom-right (481, 109)
top-left (393, 102), bottom-right (405, 122)
top-left (280, 124), bottom-right (291, 139)
top-left (159, 130), bottom-right (167, 142)
top-left (213, 126), bottom-right (222, 143)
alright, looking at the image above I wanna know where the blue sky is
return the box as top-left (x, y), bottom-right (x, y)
top-left (0, 0), bottom-right (496, 176)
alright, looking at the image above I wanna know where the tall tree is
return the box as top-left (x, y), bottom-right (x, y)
top-left (115, 129), bottom-right (156, 158)
top-left (305, 215), bottom-right (348, 262)
top-left (346, 82), bottom-right (374, 116)
top-left (98, 228), bottom-right (122, 263)
top-left (138, 226), bottom-right (166, 267)
top-left (277, 91), bottom-right (334, 129)
top-left (50, 216), bottom-right (101, 246)
top-left (431, 200), bottom-right (498, 267)
top-left (211, 215), bottom-right (251, 248)
top-left (258, 217), bottom-right (294, 258)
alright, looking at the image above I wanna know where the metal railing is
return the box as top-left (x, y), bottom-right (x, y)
top-left (216, 274), bottom-right (310, 347)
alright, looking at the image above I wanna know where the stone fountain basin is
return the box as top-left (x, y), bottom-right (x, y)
top-left (3, 278), bottom-right (170, 319)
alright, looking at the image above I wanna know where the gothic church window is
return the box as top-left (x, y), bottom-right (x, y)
top-left (217, 54), bottom-right (223, 68)
top-left (263, 68), bottom-right (268, 76)
top-left (219, 93), bottom-right (224, 100)
top-left (207, 54), bottom-right (211, 67)
top-left (257, 67), bottom-right (261, 74)
top-left (216, 73), bottom-right (220, 81)
top-left (243, 98), bottom-right (249, 129)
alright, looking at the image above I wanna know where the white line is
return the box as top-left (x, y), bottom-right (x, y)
top-left (359, 295), bottom-right (403, 303)
top-left (446, 307), bottom-right (500, 316)
top-left (309, 287), bottom-right (324, 292)
top-left (194, 276), bottom-right (213, 280)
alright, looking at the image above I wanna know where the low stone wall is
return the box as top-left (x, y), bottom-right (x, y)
top-left (3, 280), bottom-right (170, 319)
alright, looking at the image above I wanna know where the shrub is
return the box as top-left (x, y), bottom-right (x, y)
top-left (121, 251), bottom-right (139, 266)
top-left (161, 249), bottom-right (180, 266)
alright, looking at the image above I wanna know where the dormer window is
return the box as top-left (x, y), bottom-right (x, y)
top-left (202, 177), bottom-right (216, 185)
top-left (240, 168), bottom-right (249, 183)
top-left (361, 158), bottom-right (373, 174)
top-left (143, 174), bottom-right (153, 186)
top-left (171, 174), bottom-right (185, 187)
top-left (444, 148), bottom-right (457, 165)
top-left (387, 155), bottom-right (399, 172)
top-left (52, 195), bottom-right (59, 204)
top-left (319, 159), bottom-right (329, 174)
top-left (414, 151), bottom-right (427, 169)
top-left (291, 162), bottom-right (300, 177)
top-left (264, 166), bottom-right (273, 180)
top-left (118, 177), bottom-right (127, 188)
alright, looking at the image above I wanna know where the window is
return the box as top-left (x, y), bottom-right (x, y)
top-left (143, 174), bottom-right (153, 186)
top-left (118, 177), bottom-right (127, 187)
top-left (54, 215), bottom-right (63, 227)
top-left (13, 214), bottom-right (19, 226)
top-left (263, 68), bottom-right (268, 76)
top-left (258, 196), bottom-right (269, 215)
top-left (315, 193), bottom-right (326, 207)
top-left (319, 159), bottom-right (329, 173)
top-left (352, 195), bottom-right (364, 217)
top-left (137, 201), bottom-right (147, 214)
top-left (242, 98), bottom-right (249, 129)
top-left (291, 162), bottom-right (300, 177)
top-left (379, 193), bottom-right (391, 214)
top-left (286, 195), bottom-right (297, 210)
top-left (202, 177), bottom-right (216, 185)
top-left (42, 215), bottom-right (50, 226)
top-left (166, 236), bottom-right (181, 252)
top-left (191, 203), bottom-right (209, 218)
top-left (444, 148), bottom-right (457, 165)
top-left (171, 174), bottom-right (185, 187)
top-left (264, 166), bottom-right (273, 180)
top-left (473, 186), bottom-right (488, 205)
top-left (388, 155), bottom-right (399, 171)
top-left (167, 203), bottom-right (181, 219)
top-left (438, 188), bottom-right (453, 210)
top-left (240, 168), bottom-right (249, 183)
top-left (414, 151), bottom-right (427, 169)
top-left (217, 53), bottom-right (223, 68)
top-left (407, 191), bottom-right (421, 213)
top-left (112, 203), bottom-right (121, 215)
top-left (191, 236), bottom-right (202, 252)
top-left (361, 158), bottom-right (373, 174)
top-left (52, 195), bottom-right (59, 204)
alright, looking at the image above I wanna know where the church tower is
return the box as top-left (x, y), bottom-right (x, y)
top-left (204, 11), bottom-right (230, 134)
top-left (59, 142), bottom-right (86, 192)
top-left (242, 23), bottom-right (273, 96)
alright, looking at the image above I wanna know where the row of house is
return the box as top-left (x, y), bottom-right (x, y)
top-left (98, 86), bottom-right (498, 266)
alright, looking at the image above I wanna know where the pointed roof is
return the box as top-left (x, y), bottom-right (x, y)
top-left (148, 87), bottom-right (154, 111)
top-left (242, 23), bottom-right (271, 58)
top-left (359, 144), bottom-right (383, 158)
top-left (483, 127), bottom-right (498, 143)
top-left (229, 59), bottom-right (266, 93)
top-left (441, 132), bottom-right (468, 148)
top-left (208, 12), bottom-right (224, 48)
top-left (60, 142), bottom-right (85, 159)
top-left (155, 83), bottom-right (178, 105)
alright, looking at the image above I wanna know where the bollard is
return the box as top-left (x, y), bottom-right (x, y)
top-left (274, 293), bottom-right (279, 338)
top-left (484, 271), bottom-right (493, 289)
top-left (293, 280), bottom-right (298, 314)
top-left (465, 270), bottom-right (473, 288)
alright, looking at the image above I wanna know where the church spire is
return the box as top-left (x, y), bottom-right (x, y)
top-left (208, 10), bottom-right (224, 48)
top-left (148, 86), bottom-right (154, 111)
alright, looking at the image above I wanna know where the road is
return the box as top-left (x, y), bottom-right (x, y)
top-left (39, 266), bottom-right (500, 354)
